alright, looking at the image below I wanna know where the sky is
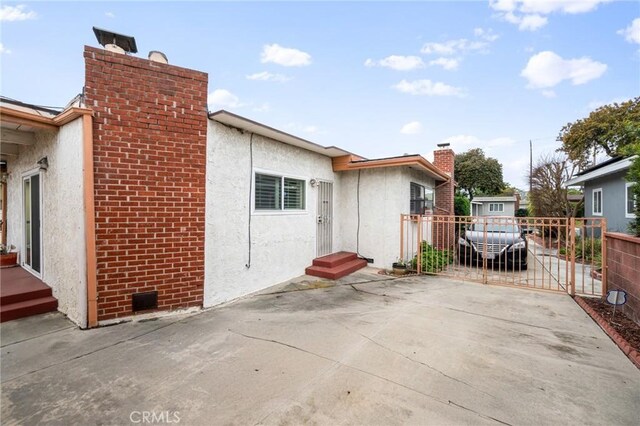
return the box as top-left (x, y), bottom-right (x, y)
top-left (1, 1), bottom-right (639, 189)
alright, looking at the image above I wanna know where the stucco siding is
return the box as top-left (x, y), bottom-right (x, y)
top-left (204, 121), bottom-right (337, 307)
top-left (5, 118), bottom-right (87, 326)
top-left (584, 171), bottom-right (632, 233)
top-left (335, 167), bottom-right (434, 268)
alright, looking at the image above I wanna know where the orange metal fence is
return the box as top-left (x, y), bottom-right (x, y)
top-left (400, 214), bottom-right (606, 297)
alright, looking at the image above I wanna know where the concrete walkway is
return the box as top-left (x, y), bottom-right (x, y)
top-left (2, 272), bottom-right (639, 425)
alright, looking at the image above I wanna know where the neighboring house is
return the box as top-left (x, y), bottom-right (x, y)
top-left (0, 38), bottom-right (454, 327)
top-left (565, 156), bottom-right (637, 233)
top-left (471, 195), bottom-right (520, 217)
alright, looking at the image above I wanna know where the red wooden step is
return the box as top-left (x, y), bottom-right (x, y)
top-left (305, 258), bottom-right (368, 280)
top-left (1, 283), bottom-right (52, 305)
top-left (312, 251), bottom-right (357, 268)
top-left (0, 296), bottom-right (58, 322)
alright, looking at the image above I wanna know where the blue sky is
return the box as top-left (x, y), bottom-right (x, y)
top-left (1, 1), bottom-right (639, 189)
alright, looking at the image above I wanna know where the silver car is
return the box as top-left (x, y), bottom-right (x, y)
top-left (458, 220), bottom-right (528, 270)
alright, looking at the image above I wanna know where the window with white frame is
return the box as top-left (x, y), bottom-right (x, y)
top-left (626, 182), bottom-right (637, 218)
top-left (488, 203), bottom-right (504, 213)
top-left (255, 172), bottom-right (305, 211)
top-left (592, 188), bottom-right (602, 216)
top-left (409, 183), bottom-right (434, 214)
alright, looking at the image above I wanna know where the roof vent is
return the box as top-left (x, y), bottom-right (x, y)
top-left (148, 50), bottom-right (168, 64)
top-left (92, 26), bottom-right (138, 54)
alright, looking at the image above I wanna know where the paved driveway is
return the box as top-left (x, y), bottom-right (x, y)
top-left (2, 272), bottom-right (639, 425)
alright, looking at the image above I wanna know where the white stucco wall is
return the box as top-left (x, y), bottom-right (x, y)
top-left (335, 167), bottom-right (435, 268)
top-left (5, 118), bottom-right (87, 327)
top-left (204, 121), bottom-right (338, 307)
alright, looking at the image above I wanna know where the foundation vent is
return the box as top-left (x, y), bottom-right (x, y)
top-left (132, 291), bottom-right (158, 312)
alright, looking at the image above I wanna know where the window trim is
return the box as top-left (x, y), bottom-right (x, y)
top-left (592, 188), bottom-right (603, 216)
top-left (626, 182), bottom-right (637, 219)
top-left (252, 168), bottom-right (308, 216)
top-left (488, 203), bottom-right (505, 213)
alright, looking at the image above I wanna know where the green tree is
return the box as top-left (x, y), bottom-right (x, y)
top-left (559, 99), bottom-right (640, 235)
top-left (558, 97), bottom-right (639, 168)
top-left (454, 148), bottom-right (505, 201)
top-left (454, 194), bottom-right (470, 216)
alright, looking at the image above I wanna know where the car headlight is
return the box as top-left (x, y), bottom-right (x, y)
top-left (508, 240), bottom-right (526, 251)
top-left (458, 237), bottom-right (470, 247)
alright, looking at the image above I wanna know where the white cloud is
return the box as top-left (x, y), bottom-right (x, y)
top-left (429, 57), bottom-right (460, 71)
top-left (521, 51), bottom-right (607, 89)
top-left (260, 43), bottom-right (311, 67)
top-left (474, 27), bottom-right (500, 42)
top-left (246, 71), bottom-right (290, 82)
top-left (618, 18), bottom-right (640, 45)
top-left (0, 43), bottom-right (11, 54)
top-left (400, 121), bottom-right (423, 135)
top-left (490, 0), bottom-right (610, 31)
top-left (364, 55), bottom-right (424, 71)
top-left (208, 89), bottom-right (243, 110)
top-left (105, 12), bottom-right (115, 18)
top-left (421, 39), bottom-right (487, 55)
top-left (393, 79), bottom-right (465, 97)
top-left (0, 4), bottom-right (36, 21)
top-left (542, 90), bottom-right (557, 98)
top-left (303, 125), bottom-right (319, 134)
top-left (420, 28), bottom-right (498, 64)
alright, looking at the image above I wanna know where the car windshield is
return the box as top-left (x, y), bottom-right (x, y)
top-left (471, 223), bottom-right (520, 233)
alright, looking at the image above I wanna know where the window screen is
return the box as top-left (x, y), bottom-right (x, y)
top-left (284, 178), bottom-right (305, 210)
top-left (255, 174), bottom-right (281, 210)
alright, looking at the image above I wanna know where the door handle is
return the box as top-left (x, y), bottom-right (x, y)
top-left (317, 216), bottom-right (323, 224)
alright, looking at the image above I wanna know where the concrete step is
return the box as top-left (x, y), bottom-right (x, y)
top-left (0, 296), bottom-right (59, 323)
top-left (305, 258), bottom-right (368, 280)
top-left (312, 251), bottom-right (357, 268)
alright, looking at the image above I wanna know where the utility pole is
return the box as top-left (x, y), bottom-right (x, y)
top-left (529, 140), bottom-right (532, 194)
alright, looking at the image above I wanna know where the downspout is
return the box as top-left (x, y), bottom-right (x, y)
top-left (82, 113), bottom-right (98, 328)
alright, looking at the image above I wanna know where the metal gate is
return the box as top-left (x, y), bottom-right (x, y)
top-left (316, 181), bottom-right (333, 257)
top-left (400, 215), bottom-right (607, 297)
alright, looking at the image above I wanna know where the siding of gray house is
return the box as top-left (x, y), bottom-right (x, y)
top-left (584, 170), bottom-right (633, 233)
top-left (472, 201), bottom-right (516, 217)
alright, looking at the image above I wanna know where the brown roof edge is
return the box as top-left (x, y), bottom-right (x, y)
top-left (332, 154), bottom-right (450, 182)
top-left (1, 104), bottom-right (92, 129)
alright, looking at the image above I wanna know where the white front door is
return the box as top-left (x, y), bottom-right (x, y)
top-left (23, 172), bottom-right (42, 276)
top-left (316, 181), bottom-right (333, 257)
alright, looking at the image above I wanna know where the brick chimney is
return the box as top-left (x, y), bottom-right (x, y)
top-left (84, 46), bottom-right (208, 322)
top-left (433, 148), bottom-right (455, 215)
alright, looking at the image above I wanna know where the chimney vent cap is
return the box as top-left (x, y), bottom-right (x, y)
top-left (148, 50), bottom-right (168, 64)
top-left (93, 26), bottom-right (138, 53)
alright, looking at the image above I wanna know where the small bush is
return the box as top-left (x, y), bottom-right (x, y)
top-left (560, 237), bottom-right (602, 268)
top-left (454, 195), bottom-right (470, 216)
top-left (411, 242), bottom-right (453, 273)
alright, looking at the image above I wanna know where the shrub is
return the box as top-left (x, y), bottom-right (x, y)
top-left (515, 208), bottom-right (529, 217)
top-left (454, 195), bottom-right (470, 216)
top-left (411, 242), bottom-right (453, 273)
top-left (560, 237), bottom-right (602, 268)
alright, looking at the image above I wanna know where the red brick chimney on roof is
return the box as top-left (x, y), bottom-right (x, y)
top-left (433, 148), bottom-right (455, 216)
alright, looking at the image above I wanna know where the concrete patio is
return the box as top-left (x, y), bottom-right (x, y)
top-left (1, 272), bottom-right (639, 425)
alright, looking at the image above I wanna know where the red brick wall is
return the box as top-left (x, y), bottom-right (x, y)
top-left (433, 149), bottom-right (455, 249)
top-left (433, 149), bottom-right (454, 215)
top-left (605, 232), bottom-right (640, 325)
top-left (84, 46), bottom-right (208, 321)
